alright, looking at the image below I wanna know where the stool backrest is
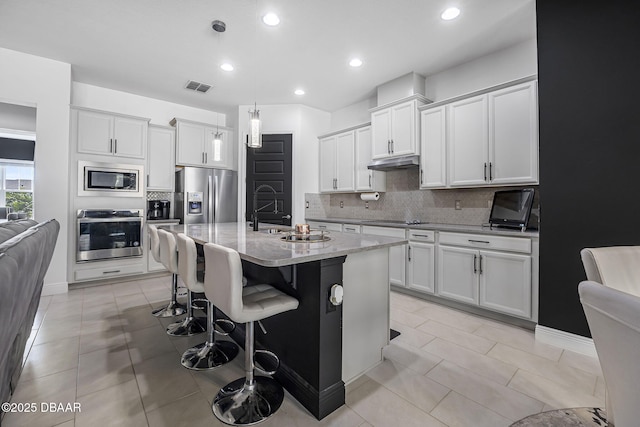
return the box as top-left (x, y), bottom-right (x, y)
top-left (581, 246), bottom-right (640, 297)
top-left (158, 229), bottom-right (178, 274)
top-left (148, 224), bottom-right (161, 263)
top-left (203, 242), bottom-right (244, 322)
top-left (176, 233), bottom-right (200, 290)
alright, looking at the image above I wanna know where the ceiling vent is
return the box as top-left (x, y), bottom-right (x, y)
top-left (185, 80), bottom-right (212, 93)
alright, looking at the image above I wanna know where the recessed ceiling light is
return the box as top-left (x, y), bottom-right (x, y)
top-left (294, 89), bottom-right (305, 96)
top-left (220, 63), bottom-right (234, 71)
top-left (349, 58), bottom-right (363, 68)
top-left (441, 7), bottom-right (461, 20)
top-left (262, 13), bottom-right (280, 26)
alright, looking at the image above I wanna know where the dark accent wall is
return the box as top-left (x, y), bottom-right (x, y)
top-left (537, 1), bottom-right (640, 336)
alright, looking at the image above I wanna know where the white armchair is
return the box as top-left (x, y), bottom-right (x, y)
top-left (579, 281), bottom-right (640, 427)
top-left (581, 246), bottom-right (640, 296)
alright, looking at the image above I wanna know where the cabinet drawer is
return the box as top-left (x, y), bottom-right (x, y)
top-left (307, 221), bottom-right (342, 232)
top-left (75, 263), bottom-right (145, 282)
top-left (408, 229), bottom-right (435, 242)
top-left (361, 225), bottom-right (406, 238)
top-left (342, 224), bottom-right (361, 234)
top-left (439, 232), bottom-right (531, 254)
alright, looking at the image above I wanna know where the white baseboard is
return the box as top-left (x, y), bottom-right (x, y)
top-left (535, 324), bottom-right (597, 357)
top-left (41, 281), bottom-right (68, 296)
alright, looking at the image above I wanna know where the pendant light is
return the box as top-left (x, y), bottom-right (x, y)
top-left (248, 0), bottom-right (262, 149)
top-left (212, 20), bottom-right (225, 160)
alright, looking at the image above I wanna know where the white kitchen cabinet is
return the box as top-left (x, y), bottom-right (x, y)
top-left (407, 230), bottom-right (436, 294)
top-left (355, 126), bottom-right (386, 192)
top-left (419, 106), bottom-right (447, 188)
top-left (74, 107), bottom-right (148, 159)
top-left (447, 80), bottom-right (538, 187)
top-left (371, 98), bottom-right (427, 159)
top-left (437, 231), bottom-right (532, 319)
top-left (172, 118), bottom-right (233, 170)
top-left (318, 130), bottom-right (355, 193)
top-left (448, 95), bottom-right (489, 186)
top-left (361, 225), bottom-right (406, 287)
top-left (146, 125), bottom-right (175, 191)
top-left (342, 224), bottom-right (361, 234)
top-left (488, 81), bottom-right (538, 185)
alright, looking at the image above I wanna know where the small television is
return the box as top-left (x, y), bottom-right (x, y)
top-left (489, 188), bottom-right (535, 230)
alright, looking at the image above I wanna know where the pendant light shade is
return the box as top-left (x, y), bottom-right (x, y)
top-left (248, 105), bottom-right (262, 148)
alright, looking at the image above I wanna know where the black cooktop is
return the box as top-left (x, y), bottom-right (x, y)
top-left (78, 209), bottom-right (142, 218)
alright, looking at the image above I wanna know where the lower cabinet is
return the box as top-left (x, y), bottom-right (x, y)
top-left (437, 232), bottom-right (532, 319)
top-left (407, 229), bottom-right (436, 294)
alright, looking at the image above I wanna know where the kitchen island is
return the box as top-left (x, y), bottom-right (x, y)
top-left (161, 222), bottom-right (406, 419)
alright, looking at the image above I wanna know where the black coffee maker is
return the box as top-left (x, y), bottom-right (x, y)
top-left (148, 200), bottom-right (170, 220)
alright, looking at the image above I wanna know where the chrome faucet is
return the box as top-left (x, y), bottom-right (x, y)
top-left (252, 184), bottom-right (278, 231)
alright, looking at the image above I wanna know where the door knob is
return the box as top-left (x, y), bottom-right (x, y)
top-left (281, 214), bottom-right (291, 219)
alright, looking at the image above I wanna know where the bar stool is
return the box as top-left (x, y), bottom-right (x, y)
top-left (176, 233), bottom-right (239, 370)
top-left (204, 243), bottom-right (299, 425)
top-left (158, 229), bottom-right (206, 336)
top-left (149, 225), bottom-right (186, 317)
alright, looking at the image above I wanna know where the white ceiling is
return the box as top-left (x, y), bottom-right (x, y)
top-left (0, 0), bottom-right (536, 115)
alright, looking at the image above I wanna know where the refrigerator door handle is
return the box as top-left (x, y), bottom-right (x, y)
top-left (208, 174), bottom-right (214, 223)
top-left (213, 174), bottom-right (219, 223)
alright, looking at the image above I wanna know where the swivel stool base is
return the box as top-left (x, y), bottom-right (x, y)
top-left (181, 340), bottom-right (239, 370)
top-left (212, 376), bottom-right (284, 425)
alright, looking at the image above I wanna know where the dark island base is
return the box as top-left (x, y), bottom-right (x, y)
top-left (220, 255), bottom-right (347, 420)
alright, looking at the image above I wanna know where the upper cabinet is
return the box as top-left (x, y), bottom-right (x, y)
top-left (419, 78), bottom-right (539, 189)
top-left (319, 131), bottom-right (355, 192)
top-left (73, 107), bottom-right (148, 159)
top-left (172, 118), bottom-right (234, 170)
top-left (319, 124), bottom-right (386, 193)
top-left (448, 80), bottom-right (538, 187)
top-left (146, 125), bottom-right (175, 192)
top-left (370, 97), bottom-right (429, 160)
top-left (354, 126), bottom-right (386, 192)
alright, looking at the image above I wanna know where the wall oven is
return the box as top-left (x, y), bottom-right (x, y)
top-left (78, 161), bottom-right (143, 197)
top-left (77, 209), bottom-right (143, 262)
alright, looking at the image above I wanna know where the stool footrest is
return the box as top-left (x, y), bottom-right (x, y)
top-left (214, 319), bottom-right (236, 336)
top-left (254, 349), bottom-right (279, 376)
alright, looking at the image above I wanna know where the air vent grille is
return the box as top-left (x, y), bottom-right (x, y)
top-left (185, 80), bottom-right (212, 93)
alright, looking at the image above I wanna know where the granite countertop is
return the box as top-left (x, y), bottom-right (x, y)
top-left (306, 217), bottom-right (539, 238)
top-left (160, 222), bottom-right (407, 267)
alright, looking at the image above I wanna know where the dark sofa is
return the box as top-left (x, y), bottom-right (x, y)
top-left (0, 219), bottom-right (59, 417)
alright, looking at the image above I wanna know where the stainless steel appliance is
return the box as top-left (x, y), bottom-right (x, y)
top-left (78, 160), bottom-right (143, 197)
top-left (77, 209), bottom-right (143, 262)
top-left (175, 167), bottom-right (237, 225)
top-left (147, 200), bottom-right (170, 220)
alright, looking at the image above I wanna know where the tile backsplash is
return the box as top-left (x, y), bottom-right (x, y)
top-left (305, 169), bottom-right (539, 226)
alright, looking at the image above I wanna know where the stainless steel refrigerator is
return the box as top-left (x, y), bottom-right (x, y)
top-left (175, 167), bottom-right (238, 225)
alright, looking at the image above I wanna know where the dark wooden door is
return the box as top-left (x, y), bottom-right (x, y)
top-left (246, 134), bottom-right (293, 226)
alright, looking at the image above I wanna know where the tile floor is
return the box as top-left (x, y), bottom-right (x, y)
top-left (2, 275), bottom-right (604, 427)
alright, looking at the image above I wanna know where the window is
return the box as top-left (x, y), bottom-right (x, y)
top-left (1, 161), bottom-right (34, 218)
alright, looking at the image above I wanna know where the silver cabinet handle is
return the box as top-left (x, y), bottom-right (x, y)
top-left (103, 269), bottom-right (121, 274)
top-left (468, 239), bottom-right (490, 244)
top-left (318, 225), bottom-right (327, 229)
top-left (344, 227), bottom-right (356, 232)
top-left (114, 139), bottom-right (117, 154)
top-left (391, 140), bottom-right (394, 154)
top-left (109, 138), bottom-right (113, 153)
top-left (484, 163), bottom-right (487, 181)
top-left (489, 162), bottom-right (493, 181)
top-left (411, 233), bottom-right (431, 238)
top-left (205, 152), bottom-right (208, 163)
top-left (473, 254), bottom-right (477, 273)
top-left (479, 255), bottom-right (483, 274)
top-left (147, 174), bottom-right (150, 186)
top-left (387, 140), bottom-right (391, 154)
top-left (408, 246), bottom-right (412, 261)
top-left (369, 174), bottom-right (372, 188)
top-left (420, 169), bottom-right (424, 184)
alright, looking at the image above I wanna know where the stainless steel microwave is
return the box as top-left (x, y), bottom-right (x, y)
top-left (78, 160), bottom-right (144, 197)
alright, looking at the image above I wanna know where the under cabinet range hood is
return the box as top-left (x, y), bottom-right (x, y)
top-left (367, 155), bottom-right (420, 171)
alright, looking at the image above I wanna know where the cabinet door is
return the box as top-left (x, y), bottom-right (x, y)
top-left (479, 250), bottom-right (532, 318)
top-left (489, 82), bottom-right (538, 185)
top-left (204, 127), bottom-right (232, 169)
top-left (335, 131), bottom-right (355, 191)
top-left (362, 226), bottom-right (406, 287)
top-left (371, 108), bottom-right (392, 159)
top-left (76, 109), bottom-right (113, 155)
top-left (147, 126), bottom-right (175, 191)
top-left (407, 242), bottom-right (435, 294)
top-left (437, 245), bottom-right (479, 304)
top-left (176, 121), bottom-right (206, 166)
top-left (355, 126), bottom-right (373, 191)
top-left (420, 106), bottom-right (447, 188)
top-left (319, 136), bottom-right (337, 192)
top-left (390, 101), bottom-right (416, 157)
top-left (448, 95), bottom-right (488, 187)
top-left (113, 116), bottom-right (146, 159)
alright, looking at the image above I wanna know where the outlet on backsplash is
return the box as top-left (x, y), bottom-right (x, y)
top-left (340, 201), bottom-right (344, 208)
top-left (455, 200), bottom-right (462, 210)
